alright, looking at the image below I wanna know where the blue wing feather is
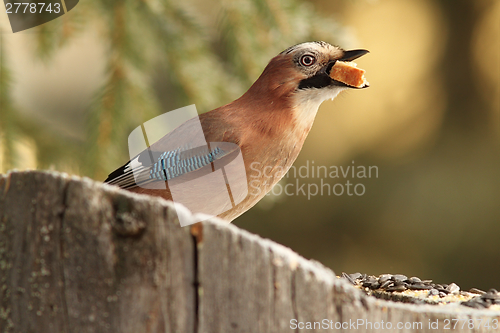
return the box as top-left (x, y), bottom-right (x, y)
top-left (149, 147), bottom-right (223, 181)
top-left (105, 144), bottom-right (234, 189)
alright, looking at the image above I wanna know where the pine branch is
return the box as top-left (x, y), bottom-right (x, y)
top-left (0, 33), bottom-right (18, 172)
top-left (1, 0), bottom-right (351, 178)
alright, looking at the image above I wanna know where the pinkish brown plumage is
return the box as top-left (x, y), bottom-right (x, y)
top-left (105, 42), bottom-right (369, 222)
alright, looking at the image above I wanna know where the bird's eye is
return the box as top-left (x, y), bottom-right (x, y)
top-left (300, 54), bottom-right (316, 66)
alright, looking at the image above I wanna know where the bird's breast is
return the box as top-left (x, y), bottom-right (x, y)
top-left (239, 120), bottom-right (309, 201)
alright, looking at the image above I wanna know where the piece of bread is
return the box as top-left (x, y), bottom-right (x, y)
top-left (330, 61), bottom-right (368, 88)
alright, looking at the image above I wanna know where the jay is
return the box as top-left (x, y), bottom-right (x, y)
top-left (105, 41), bottom-right (369, 223)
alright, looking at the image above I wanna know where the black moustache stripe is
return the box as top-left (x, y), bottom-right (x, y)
top-left (298, 73), bottom-right (332, 90)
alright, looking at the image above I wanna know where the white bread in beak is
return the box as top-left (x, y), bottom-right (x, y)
top-left (330, 61), bottom-right (368, 88)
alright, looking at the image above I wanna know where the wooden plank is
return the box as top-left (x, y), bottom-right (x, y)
top-left (1, 170), bottom-right (499, 333)
top-left (0, 171), bottom-right (69, 332)
top-left (196, 222), bottom-right (274, 332)
top-left (0, 171), bottom-right (196, 333)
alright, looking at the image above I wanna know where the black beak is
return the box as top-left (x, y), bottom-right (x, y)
top-left (298, 49), bottom-right (370, 91)
top-left (324, 49), bottom-right (370, 89)
top-left (339, 49), bottom-right (370, 62)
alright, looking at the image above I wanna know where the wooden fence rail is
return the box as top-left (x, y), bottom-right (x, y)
top-left (0, 171), bottom-right (498, 332)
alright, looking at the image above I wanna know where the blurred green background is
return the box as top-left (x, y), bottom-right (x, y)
top-left (1, 0), bottom-right (499, 290)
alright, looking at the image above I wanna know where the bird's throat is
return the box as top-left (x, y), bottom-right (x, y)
top-left (291, 87), bottom-right (343, 133)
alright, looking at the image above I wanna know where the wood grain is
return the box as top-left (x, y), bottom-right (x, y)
top-left (0, 171), bottom-right (498, 332)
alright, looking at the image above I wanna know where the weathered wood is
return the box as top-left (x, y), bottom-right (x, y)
top-left (0, 170), bottom-right (499, 333)
top-left (0, 171), bottom-right (195, 333)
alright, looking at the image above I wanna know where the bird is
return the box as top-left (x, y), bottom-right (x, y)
top-left (105, 41), bottom-right (369, 223)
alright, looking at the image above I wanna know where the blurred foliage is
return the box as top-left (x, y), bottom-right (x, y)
top-left (0, 35), bottom-right (17, 171)
top-left (0, 0), bottom-right (348, 179)
top-left (1, 0), bottom-right (499, 292)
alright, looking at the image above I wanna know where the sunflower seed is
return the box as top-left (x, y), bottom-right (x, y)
top-left (408, 277), bottom-right (421, 284)
top-left (392, 274), bottom-right (408, 283)
top-left (428, 289), bottom-right (439, 296)
top-left (409, 283), bottom-right (432, 290)
top-left (446, 283), bottom-right (460, 294)
top-left (379, 274), bottom-right (392, 284)
top-left (386, 284), bottom-right (407, 292)
top-left (469, 288), bottom-right (486, 295)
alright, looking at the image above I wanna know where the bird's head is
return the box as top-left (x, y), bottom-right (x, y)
top-left (243, 41), bottom-right (369, 131)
